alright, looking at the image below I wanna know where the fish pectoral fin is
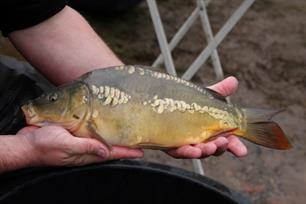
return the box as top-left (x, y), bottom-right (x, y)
top-left (205, 128), bottom-right (238, 142)
top-left (87, 120), bottom-right (112, 150)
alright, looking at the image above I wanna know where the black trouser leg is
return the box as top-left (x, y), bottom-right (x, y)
top-left (0, 59), bottom-right (43, 134)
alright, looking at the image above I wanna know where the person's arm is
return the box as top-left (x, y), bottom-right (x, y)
top-left (8, 6), bottom-right (122, 85)
top-left (0, 134), bottom-right (36, 173)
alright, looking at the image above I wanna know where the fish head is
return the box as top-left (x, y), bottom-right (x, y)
top-left (21, 82), bottom-right (90, 130)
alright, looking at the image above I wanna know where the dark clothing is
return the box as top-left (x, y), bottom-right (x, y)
top-left (0, 58), bottom-right (44, 134)
top-left (0, 0), bottom-right (67, 36)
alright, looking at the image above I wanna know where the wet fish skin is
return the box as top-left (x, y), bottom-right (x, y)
top-left (21, 65), bottom-right (292, 150)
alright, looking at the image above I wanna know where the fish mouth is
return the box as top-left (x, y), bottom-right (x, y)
top-left (21, 103), bottom-right (41, 125)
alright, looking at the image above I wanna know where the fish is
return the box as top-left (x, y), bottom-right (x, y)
top-left (21, 65), bottom-right (292, 150)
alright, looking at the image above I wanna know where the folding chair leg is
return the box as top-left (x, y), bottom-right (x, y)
top-left (182, 0), bottom-right (255, 81)
top-left (147, 0), bottom-right (177, 76)
top-left (198, 0), bottom-right (224, 81)
top-left (153, 7), bottom-right (200, 67)
top-left (198, 0), bottom-right (231, 105)
top-left (192, 159), bottom-right (205, 175)
top-left (152, 0), bottom-right (217, 68)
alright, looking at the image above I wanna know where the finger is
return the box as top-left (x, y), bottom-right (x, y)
top-left (212, 137), bottom-right (229, 156)
top-left (194, 142), bottom-right (217, 157)
top-left (110, 146), bottom-right (144, 160)
top-left (166, 145), bottom-right (202, 159)
top-left (207, 76), bottom-right (238, 96)
top-left (69, 137), bottom-right (110, 159)
top-left (227, 136), bottom-right (247, 157)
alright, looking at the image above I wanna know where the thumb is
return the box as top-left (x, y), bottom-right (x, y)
top-left (69, 137), bottom-right (110, 159)
top-left (17, 126), bottom-right (39, 135)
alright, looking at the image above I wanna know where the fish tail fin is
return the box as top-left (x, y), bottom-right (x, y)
top-left (234, 108), bottom-right (292, 150)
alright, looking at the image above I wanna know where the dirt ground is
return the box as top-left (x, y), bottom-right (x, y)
top-left (1, 0), bottom-right (305, 203)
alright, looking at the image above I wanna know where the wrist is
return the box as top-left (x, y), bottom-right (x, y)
top-left (0, 134), bottom-right (40, 173)
top-left (18, 134), bottom-right (41, 168)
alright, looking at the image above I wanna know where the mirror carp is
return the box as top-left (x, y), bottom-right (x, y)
top-left (21, 65), bottom-right (292, 150)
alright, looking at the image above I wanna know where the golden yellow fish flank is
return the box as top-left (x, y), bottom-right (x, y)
top-left (21, 65), bottom-right (292, 150)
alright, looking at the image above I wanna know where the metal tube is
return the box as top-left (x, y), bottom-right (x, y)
top-left (147, 0), bottom-right (177, 76)
top-left (192, 159), bottom-right (205, 175)
top-left (152, 0), bottom-right (213, 67)
top-left (182, 0), bottom-right (255, 80)
top-left (153, 7), bottom-right (200, 67)
top-left (198, 0), bottom-right (224, 81)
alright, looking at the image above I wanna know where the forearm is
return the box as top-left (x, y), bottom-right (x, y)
top-left (0, 135), bottom-right (36, 174)
top-left (8, 6), bottom-right (123, 85)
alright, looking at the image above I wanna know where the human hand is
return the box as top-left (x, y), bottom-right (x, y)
top-left (18, 125), bottom-right (143, 167)
top-left (165, 76), bottom-right (247, 159)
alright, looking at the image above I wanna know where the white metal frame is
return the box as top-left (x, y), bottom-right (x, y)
top-left (147, 0), bottom-right (255, 175)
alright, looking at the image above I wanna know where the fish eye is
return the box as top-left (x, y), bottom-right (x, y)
top-left (48, 93), bottom-right (58, 102)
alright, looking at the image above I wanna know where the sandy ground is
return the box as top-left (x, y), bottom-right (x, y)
top-left (1, 0), bottom-right (305, 203)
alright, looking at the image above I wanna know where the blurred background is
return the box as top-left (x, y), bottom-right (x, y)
top-left (1, 0), bottom-right (305, 203)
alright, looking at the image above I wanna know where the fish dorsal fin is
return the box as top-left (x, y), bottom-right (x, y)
top-left (204, 88), bottom-right (227, 102)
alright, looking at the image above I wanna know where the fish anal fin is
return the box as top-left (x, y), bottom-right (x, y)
top-left (205, 128), bottom-right (238, 142)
